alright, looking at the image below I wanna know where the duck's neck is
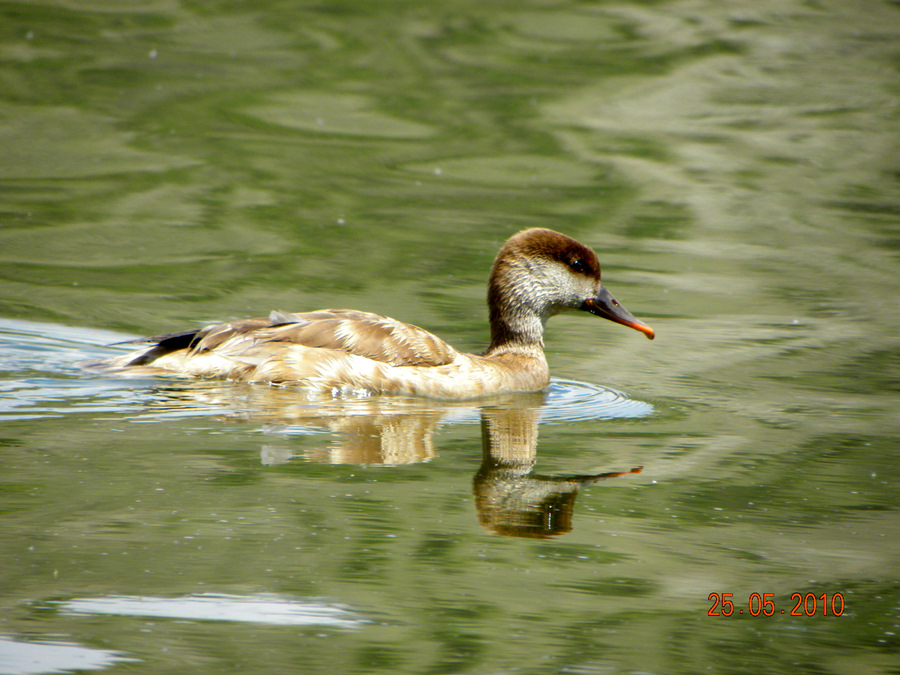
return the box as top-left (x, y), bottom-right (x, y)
top-left (486, 313), bottom-right (544, 355)
top-left (485, 278), bottom-right (547, 357)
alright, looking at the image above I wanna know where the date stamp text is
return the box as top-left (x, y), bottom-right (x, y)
top-left (708, 592), bottom-right (845, 616)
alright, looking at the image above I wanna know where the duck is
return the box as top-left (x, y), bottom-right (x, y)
top-left (95, 228), bottom-right (654, 399)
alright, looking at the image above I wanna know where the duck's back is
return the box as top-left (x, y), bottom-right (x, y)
top-left (257, 309), bottom-right (460, 367)
top-left (101, 309), bottom-right (462, 385)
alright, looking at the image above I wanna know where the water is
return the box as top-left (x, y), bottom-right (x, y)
top-left (1, 1), bottom-right (899, 673)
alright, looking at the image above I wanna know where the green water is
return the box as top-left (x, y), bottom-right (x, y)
top-left (1, 1), bottom-right (899, 673)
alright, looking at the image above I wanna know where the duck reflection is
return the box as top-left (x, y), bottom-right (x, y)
top-left (147, 382), bottom-right (643, 537)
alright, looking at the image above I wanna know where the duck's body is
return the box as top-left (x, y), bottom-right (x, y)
top-left (96, 229), bottom-right (654, 399)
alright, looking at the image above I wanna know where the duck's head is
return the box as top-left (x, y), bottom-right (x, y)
top-left (487, 228), bottom-right (654, 350)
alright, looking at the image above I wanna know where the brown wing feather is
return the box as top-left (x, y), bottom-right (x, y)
top-left (190, 318), bottom-right (277, 353)
top-left (187, 309), bottom-right (459, 368)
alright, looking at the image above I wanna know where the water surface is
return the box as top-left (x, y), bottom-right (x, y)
top-left (1, 1), bottom-right (898, 673)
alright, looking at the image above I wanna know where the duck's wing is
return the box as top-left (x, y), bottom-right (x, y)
top-left (115, 318), bottom-right (274, 367)
top-left (124, 309), bottom-right (460, 368)
top-left (250, 309), bottom-right (460, 367)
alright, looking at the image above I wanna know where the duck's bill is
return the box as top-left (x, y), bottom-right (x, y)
top-left (581, 286), bottom-right (655, 340)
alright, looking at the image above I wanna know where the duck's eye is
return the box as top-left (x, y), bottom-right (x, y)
top-left (568, 258), bottom-right (587, 274)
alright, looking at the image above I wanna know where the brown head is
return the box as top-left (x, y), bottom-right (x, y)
top-left (486, 228), bottom-right (654, 352)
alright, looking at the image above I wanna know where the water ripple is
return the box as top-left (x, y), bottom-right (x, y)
top-left (542, 378), bottom-right (654, 422)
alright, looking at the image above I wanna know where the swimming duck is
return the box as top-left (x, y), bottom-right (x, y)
top-left (97, 228), bottom-right (654, 398)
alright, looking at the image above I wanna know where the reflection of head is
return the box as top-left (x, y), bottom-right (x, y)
top-left (473, 406), bottom-right (641, 538)
top-left (473, 472), bottom-right (580, 538)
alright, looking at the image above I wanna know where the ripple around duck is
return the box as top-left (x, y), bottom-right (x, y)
top-left (542, 378), bottom-right (655, 423)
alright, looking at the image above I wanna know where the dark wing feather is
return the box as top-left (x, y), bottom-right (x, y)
top-left (120, 329), bottom-right (203, 366)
